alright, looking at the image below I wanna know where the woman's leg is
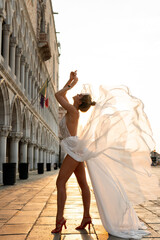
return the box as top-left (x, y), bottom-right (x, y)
top-left (74, 162), bottom-right (91, 218)
top-left (56, 154), bottom-right (79, 221)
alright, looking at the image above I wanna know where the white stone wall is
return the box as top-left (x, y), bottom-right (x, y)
top-left (0, 0), bottom-right (60, 184)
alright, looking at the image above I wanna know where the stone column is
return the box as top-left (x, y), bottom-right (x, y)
top-left (2, 24), bottom-right (10, 66)
top-left (19, 138), bottom-right (28, 163)
top-left (28, 143), bottom-right (34, 170)
top-left (46, 150), bottom-right (49, 163)
top-left (20, 55), bottom-right (25, 92)
top-left (24, 63), bottom-right (29, 97)
top-left (34, 146), bottom-right (39, 169)
top-left (0, 9), bottom-right (5, 57)
top-left (34, 82), bottom-right (38, 110)
top-left (0, 128), bottom-right (9, 184)
top-left (48, 151), bottom-right (51, 163)
top-left (31, 77), bottom-right (35, 100)
top-left (28, 70), bottom-right (32, 101)
top-left (10, 132), bottom-right (22, 165)
top-left (9, 36), bottom-right (17, 74)
top-left (15, 47), bottom-right (22, 83)
top-left (43, 149), bottom-right (46, 169)
top-left (51, 152), bottom-right (55, 166)
top-left (39, 148), bottom-right (43, 163)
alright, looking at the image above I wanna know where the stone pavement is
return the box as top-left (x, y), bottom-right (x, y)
top-left (0, 167), bottom-right (159, 240)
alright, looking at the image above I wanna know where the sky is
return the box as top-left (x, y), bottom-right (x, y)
top-left (52, 0), bottom-right (160, 152)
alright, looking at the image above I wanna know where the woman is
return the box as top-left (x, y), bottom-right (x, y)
top-left (51, 71), bottom-right (96, 234)
top-left (52, 71), bottom-right (159, 239)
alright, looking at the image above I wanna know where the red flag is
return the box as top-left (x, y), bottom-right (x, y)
top-left (45, 98), bottom-right (49, 108)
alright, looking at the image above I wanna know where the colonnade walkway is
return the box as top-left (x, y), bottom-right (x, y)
top-left (0, 167), bottom-right (160, 240)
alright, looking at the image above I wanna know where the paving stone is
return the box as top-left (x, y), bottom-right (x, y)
top-left (145, 227), bottom-right (160, 237)
top-left (7, 215), bottom-right (37, 224)
top-left (27, 225), bottom-right (58, 240)
top-left (60, 234), bottom-right (98, 240)
top-left (2, 204), bottom-right (24, 210)
top-left (61, 224), bottom-right (95, 234)
top-left (22, 203), bottom-right (45, 211)
top-left (148, 223), bottom-right (160, 231)
top-left (15, 210), bottom-right (40, 217)
top-left (93, 224), bottom-right (107, 234)
top-left (40, 209), bottom-right (57, 217)
top-left (0, 235), bottom-right (27, 240)
top-left (36, 216), bottom-right (56, 225)
top-left (0, 167), bottom-right (159, 239)
top-left (97, 234), bottom-right (114, 240)
top-left (0, 224), bottom-right (32, 234)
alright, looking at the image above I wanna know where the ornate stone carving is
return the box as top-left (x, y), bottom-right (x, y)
top-left (25, 63), bottom-right (29, 71)
top-left (21, 55), bottom-right (25, 64)
top-left (2, 24), bottom-right (11, 33)
top-left (0, 126), bottom-right (11, 137)
top-left (10, 36), bottom-right (17, 47)
top-left (0, 8), bottom-right (6, 19)
top-left (9, 132), bottom-right (23, 141)
top-left (29, 70), bottom-right (32, 77)
top-left (16, 47), bottom-right (22, 56)
top-left (20, 137), bottom-right (29, 144)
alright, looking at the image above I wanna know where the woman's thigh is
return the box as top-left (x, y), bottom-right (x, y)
top-left (74, 162), bottom-right (88, 187)
top-left (57, 154), bottom-right (80, 184)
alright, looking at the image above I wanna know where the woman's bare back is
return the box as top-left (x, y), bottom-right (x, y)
top-left (65, 112), bottom-right (79, 136)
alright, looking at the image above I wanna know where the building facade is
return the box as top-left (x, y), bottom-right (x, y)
top-left (0, 0), bottom-right (60, 184)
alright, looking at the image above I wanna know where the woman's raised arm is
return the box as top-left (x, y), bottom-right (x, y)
top-left (55, 71), bottom-right (78, 113)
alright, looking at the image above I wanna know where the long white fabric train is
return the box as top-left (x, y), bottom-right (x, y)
top-left (60, 85), bottom-right (160, 239)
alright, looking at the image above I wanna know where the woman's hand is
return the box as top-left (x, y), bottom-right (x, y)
top-left (63, 70), bottom-right (78, 90)
top-left (70, 70), bottom-right (77, 81)
top-left (70, 71), bottom-right (78, 88)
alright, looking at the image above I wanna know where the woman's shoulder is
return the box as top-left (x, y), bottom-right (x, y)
top-left (66, 110), bottom-right (79, 119)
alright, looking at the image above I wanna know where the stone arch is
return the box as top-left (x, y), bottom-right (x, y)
top-left (20, 11), bottom-right (25, 36)
top-left (0, 80), bottom-right (10, 127)
top-left (10, 96), bottom-right (21, 133)
top-left (11, 12), bottom-right (17, 37)
top-left (36, 122), bottom-right (41, 145)
top-left (18, 28), bottom-right (23, 47)
top-left (0, 0), bottom-right (5, 9)
top-left (39, 125), bottom-right (42, 146)
top-left (47, 23), bottom-right (50, 42)
top-left (46, 131), bottom-right (49, 149)
top-left (48, 133), bottom-right (51, 149)
top-left (21, 107), bottom-right (30, 138)
top-left (15, 0), bottom-right (21, 25)
top-left (41, 126), bottom-right (45, 146)
top-left (24, 23), bottom-right (28, 43)
top-left (30, 115), bottom-right (36, 142)
top-left (0, 88), bottom-right (5, 126)
top-left (35, 124), bottom-right (38, 144)
top-left (5, 0), bottom-right (12, 24)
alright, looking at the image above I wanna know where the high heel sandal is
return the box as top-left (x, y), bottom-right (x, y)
top-left (51, 217), bottom-right (67, 234)
top-left (75, 217), bottom-right (92, 231)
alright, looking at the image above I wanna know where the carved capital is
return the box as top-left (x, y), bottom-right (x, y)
top-left (25, 63), bottom-right (29, 71)
top-left (20, 137), bottom-right (29, 144)
top-left (29, 70), bottom-right (32, 77)
top-left (21, 55), bottom-right (25, 64)
top-left (3, 24), bottom-right (11, 33)
top-left (16, 47), bottom-right (22, 56)
top-left (0, 126), bottom-right (11, 137)
top-left (10, 132), bottom-right (23, 141)
top-left (10, 36), bottom-right (17, 47)
top-left (35, 80), bottom-right (38, 87)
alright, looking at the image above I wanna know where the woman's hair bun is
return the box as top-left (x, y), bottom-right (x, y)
top-left (91, 101), bottom-right (96, 106)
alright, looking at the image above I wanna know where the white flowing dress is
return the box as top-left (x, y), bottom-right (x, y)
top-left (60, 85), bottom-right (159, 239)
